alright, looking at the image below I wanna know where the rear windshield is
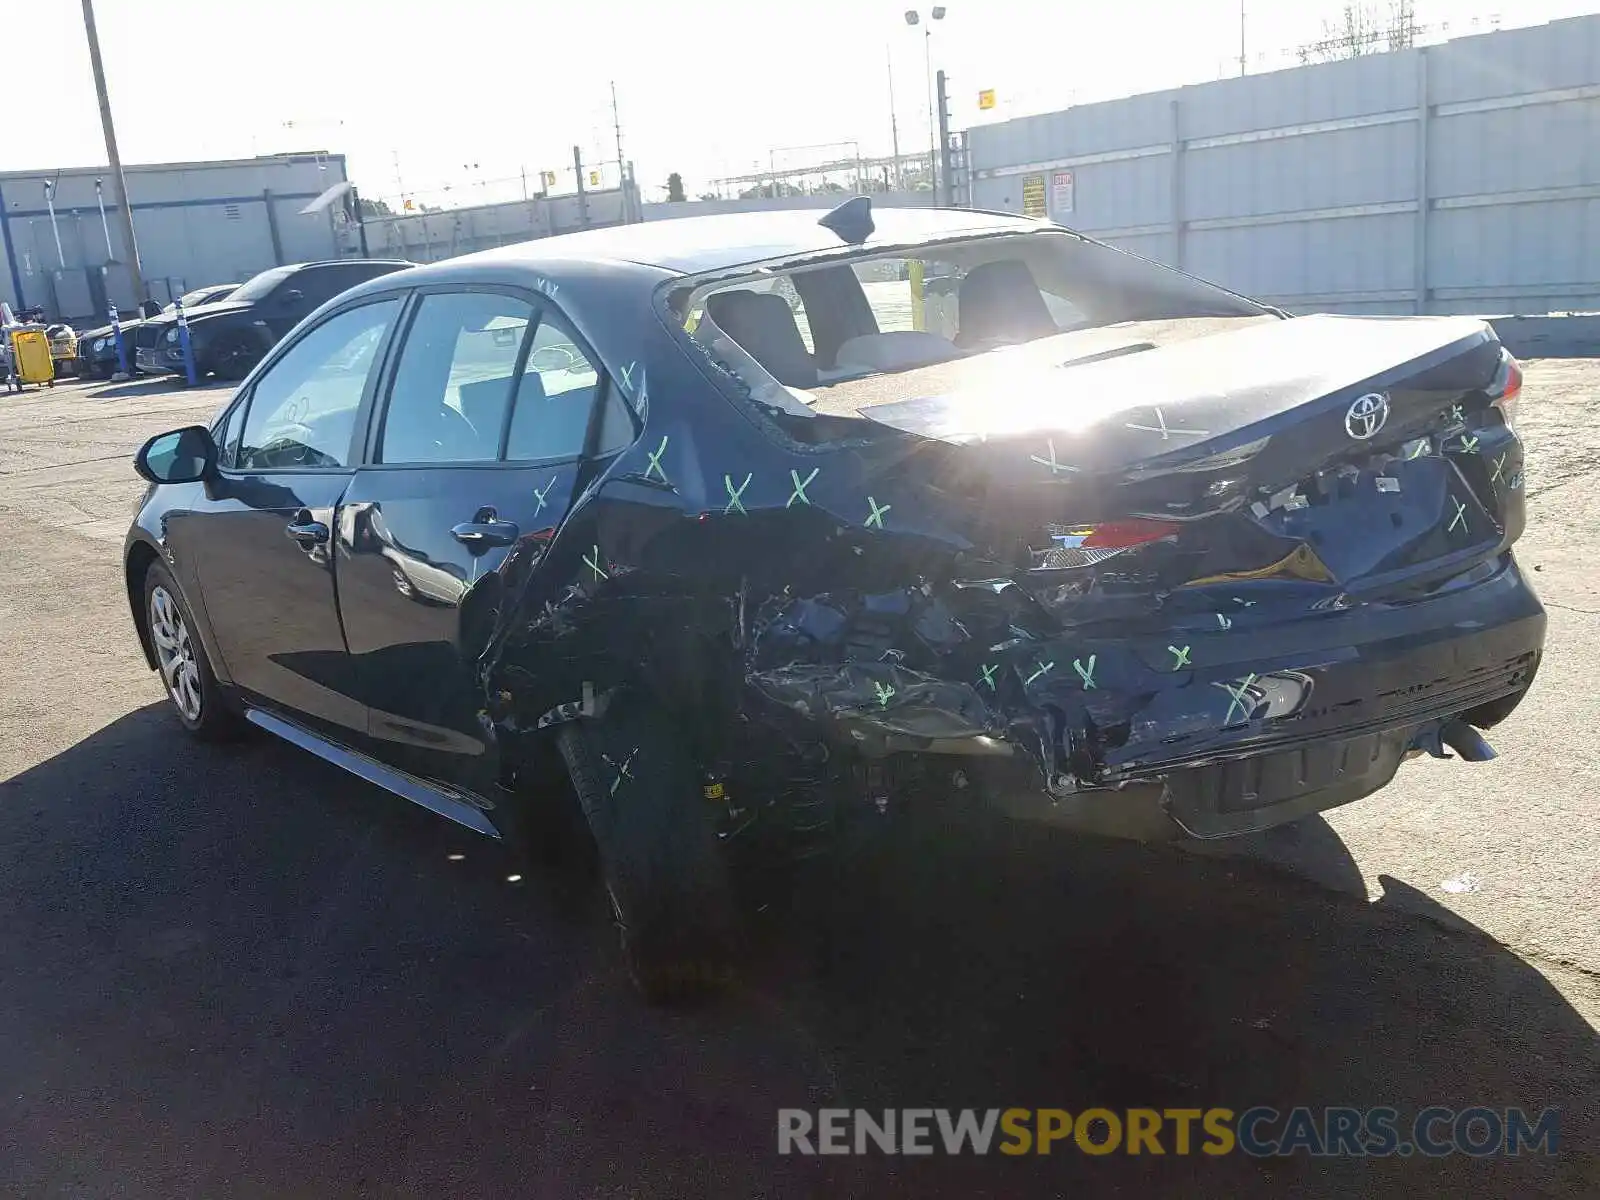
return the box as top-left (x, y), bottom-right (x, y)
top-left (666, 229), bottom-right (1276, 428)
top-left (229, 266), bottom-right (297, 303)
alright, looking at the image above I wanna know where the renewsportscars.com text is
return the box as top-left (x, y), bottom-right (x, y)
top-left (777, 1106), bottom-right (1559, 1157)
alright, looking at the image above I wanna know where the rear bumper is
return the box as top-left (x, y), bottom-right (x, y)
top-left (1028, 554), bottom-right (1543, 775)
top-left (1009, 552), bottom-right (1543, 834)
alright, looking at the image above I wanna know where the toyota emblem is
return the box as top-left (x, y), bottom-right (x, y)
top-left (1345, 392), bottom-right (1389, 440)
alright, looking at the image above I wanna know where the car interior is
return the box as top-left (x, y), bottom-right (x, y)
top-left (680, 231), bottom-right (1273, 418)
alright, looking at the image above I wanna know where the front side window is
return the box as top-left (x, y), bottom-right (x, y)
top-left (236, 299), bottom-right (399, 471)
top-left (378, 291), bottom-right (533, 464)
top-left (504, 314), bottom-right (602, 461)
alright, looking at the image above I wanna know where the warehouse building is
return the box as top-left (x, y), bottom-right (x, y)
top-left (0, 153), bottom-right (354, 325)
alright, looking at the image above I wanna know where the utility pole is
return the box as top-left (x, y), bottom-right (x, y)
top-left (887, 46), bottom-right (902, 191)
top-left (392, 148), bottom-right (408, 210)
top-left (610, 80), bottom-right (632, 222)
top-left (924, 29), bottom-right (937, 196)
top-left (573, 145), bottom-right (589, 228)
top-left (1239, 0), bottom-right (1247, 76)
top-left (935, 69), bottom-right (952, 207)
top-left (80, 0), bottom-right (146, 304)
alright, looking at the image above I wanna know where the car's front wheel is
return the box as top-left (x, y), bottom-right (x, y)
top-left (143, 563), bottom-right (240, 740)
top-left (209, 333), bottom-right (261, 381)
top-left (555, 697), bottom-right (740, 1003)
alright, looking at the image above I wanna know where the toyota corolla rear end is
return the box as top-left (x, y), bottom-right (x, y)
top-left (671, 215), bottom-right (1544, 841)
top-left (844, 314), bottom-right (1543, 837)
top-left (737, 315), bottom-right (1541, 840)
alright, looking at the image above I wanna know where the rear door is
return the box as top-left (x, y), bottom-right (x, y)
top-left (336, 287), bottom-right (631, 790)
top-left (191, 295), bottom-right (404, 738)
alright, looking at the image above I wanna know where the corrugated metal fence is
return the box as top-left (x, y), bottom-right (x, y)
top-left (966, 14), bottom-right (1600, 316)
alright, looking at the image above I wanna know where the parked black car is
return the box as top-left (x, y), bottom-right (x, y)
top-left (124, 202), bottom-right (1544, 999)
top-left (134, 259), bottom-right (411, 381)
top-left (78, 284), bottom-right (239, 379)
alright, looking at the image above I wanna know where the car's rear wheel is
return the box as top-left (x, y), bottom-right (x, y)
top-left (210, 333), bottom-right (260, 381)
top-left (555, 697), bottom-right (739, 1003)
top-left (143, 563), bottom-right (240, 740)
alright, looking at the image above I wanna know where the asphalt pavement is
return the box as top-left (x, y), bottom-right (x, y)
top-left (0, 369), bottom-right (1594, 1198)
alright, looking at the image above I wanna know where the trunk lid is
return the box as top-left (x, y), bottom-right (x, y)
top-left (861, 314), bottom-right (1521, 618)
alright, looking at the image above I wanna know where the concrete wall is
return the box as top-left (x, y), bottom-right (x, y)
top-left (642, 191), bottom-right (933, 221)
top-left (0, 154), bottom-right (348, 323)
top-left (966, 15), bottom-right (1600, 316)
top-left (360, 187), bottom-right (635, 264)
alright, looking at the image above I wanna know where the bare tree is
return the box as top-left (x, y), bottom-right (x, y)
top-left (1298, 0), bottom-right (1417, 63)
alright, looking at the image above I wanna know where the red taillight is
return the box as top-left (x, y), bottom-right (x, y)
top-left (1490, 350), bottom-right (1522, 431)
top-left (1079, 518), bottom-right (1181, 549)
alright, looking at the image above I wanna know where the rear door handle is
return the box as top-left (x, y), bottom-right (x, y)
top-left (285, 518), bottom-right (329, 547)
top-left (451, 520), bottom-right (520, 549)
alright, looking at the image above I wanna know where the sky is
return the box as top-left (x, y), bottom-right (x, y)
top-left (13, 0), bottom-right (1599, 207)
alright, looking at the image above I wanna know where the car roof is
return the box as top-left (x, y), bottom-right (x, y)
top-left (444, 206), bottom-right (1043, 276)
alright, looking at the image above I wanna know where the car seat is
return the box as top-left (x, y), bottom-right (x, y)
top-left (954, 260), bottom-right (1059, 349)
top-left (704, 290), bottom-right (819, 388)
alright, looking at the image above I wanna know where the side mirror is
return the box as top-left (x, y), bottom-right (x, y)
top-left (135, 425), bottom-right (217, 484)
top-left (280, 288), bottom-right (305, 307)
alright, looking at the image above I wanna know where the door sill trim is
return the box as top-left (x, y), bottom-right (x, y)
top-left (244, 708), bottom-right (501, 839)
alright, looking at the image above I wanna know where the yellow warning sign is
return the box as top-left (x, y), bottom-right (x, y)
top-left (977, 88), bottom-right (996, 110)
top-left (1021, 173), bottom-right (1047, 219)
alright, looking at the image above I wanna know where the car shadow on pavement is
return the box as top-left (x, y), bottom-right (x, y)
top-left (0, 704), bottom-right (1593, 1199)
top-left (75, 377), bottom-right (227, 401)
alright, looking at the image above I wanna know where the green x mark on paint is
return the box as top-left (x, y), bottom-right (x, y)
top-left (1447, 497), bottom-right (1468, 534)
top-left (979, 663), bottom-right (999, 691)
top-left (865, 496), bottom-right (891, 528)
top-left (787, 467), bottom-right (819, 508)
top-left (1492, 452), bottom-right (1507, 483)
top-left (1028, 438), bottom-right (1078, 475)
top-left (1214, 673), bottom-right (1258, 725)
top-left (533, 473), bottom-right (558, 517)
top-left (873, 681), bottom-right (896, 707)
top-left (1408, 439), bottom-right (1430, 460)
top-left (1073, 655), bottom-right (1097, 690)
top-left (1448, 403), bottom-right (1465, 423)
top-left (1024, 659), bottom-right (1055, 687)
top-left (1459, 435), bottom-right (1480, 454)
top-left (1168, 644), bottom-right (1192, 670)
top-left (724, 472), bottom-right (752, 514)
top-left (645, 435), bottom-right (670, 483)
top-left (608, 746), bottom-right (638, 795)
top-left (619, 361), bottom-right (637, 391)
top-left (583, 545), bottom-right (608, 581)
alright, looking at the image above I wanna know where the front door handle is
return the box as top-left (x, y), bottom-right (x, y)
top-left (285, 518), bottom-right (330, 547)
top-left (451, 520), bottom-right (520, 549)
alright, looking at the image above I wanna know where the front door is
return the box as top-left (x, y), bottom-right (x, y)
top-left (192, 296), bottom-right (403, 738)
top-left (336, 290), bottom-right (624, 789)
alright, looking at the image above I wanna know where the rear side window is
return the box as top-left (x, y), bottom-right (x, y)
top-left (504, 314), bottom-right (601, 461)
top-left (236, 299), bottom-right (399, 471)
top-left (378, 291), bottom-right (534, 464)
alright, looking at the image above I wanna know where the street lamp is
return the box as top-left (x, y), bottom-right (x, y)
top-left (904, 7), bottom-right (946, 199)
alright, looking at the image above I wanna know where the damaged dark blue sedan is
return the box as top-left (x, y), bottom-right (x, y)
top-left (125, 200), bottom-right (1544, 998)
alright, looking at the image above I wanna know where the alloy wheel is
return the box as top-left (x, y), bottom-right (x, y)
top-left (149, 585), bottom-right (203, 721)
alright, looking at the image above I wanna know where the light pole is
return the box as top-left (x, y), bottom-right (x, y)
top-left (904, 7), bottom-right (946, 198)
top-left (886, 46), bottom-right (902, 191)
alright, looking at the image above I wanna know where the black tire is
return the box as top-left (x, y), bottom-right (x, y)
top-left (142, 562), bottom-right (243, 741)
top-left (556, 698), bottom-right (739, 1002)
top-left (210, 333), bottom-right (261, 381)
